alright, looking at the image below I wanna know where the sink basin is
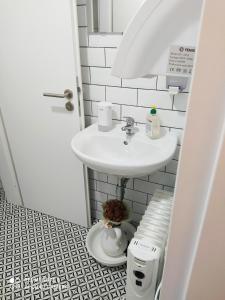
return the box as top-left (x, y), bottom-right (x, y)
top-left (71, 124), bottom-right (177, 178)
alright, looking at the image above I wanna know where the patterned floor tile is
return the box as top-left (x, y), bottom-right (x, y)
top-left (0, 188), bottom-right (126, 299)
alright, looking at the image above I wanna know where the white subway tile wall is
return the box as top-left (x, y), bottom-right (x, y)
top-left (77, 5), bottom-right (87, 27)
top-left (90, 67), bottom-right (121, 86)
top-left (76, 2), bottom-right (188, 224)
top-left (89, 33), bottom-right (123, 48)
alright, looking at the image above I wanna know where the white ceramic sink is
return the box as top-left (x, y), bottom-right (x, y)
top-left (71, 124), bottom-right (177, 178)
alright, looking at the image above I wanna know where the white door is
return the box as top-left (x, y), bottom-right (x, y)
top-left (0, 0), bottom-right (90, 227)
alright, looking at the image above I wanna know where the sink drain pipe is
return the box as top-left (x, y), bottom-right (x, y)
top-left (117, 177), bottom-right (129, 201)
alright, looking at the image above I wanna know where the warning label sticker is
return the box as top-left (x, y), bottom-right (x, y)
top-left (167, 45), bottom-right (196, 76)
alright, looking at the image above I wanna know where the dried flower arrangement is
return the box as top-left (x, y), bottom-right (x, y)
top-left (102, 199), bottom-right (129, 228)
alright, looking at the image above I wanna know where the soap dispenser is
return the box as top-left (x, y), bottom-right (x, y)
top-left (97, 102), bottom-right (113, 132)
top-left (146, 106), bottom-right (161, 139)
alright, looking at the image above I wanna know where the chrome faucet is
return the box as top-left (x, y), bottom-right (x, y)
top-left (122, 117), bottom-right (135, 135)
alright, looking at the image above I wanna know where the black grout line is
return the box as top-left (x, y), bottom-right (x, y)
top-left (81, 46), bottom-right (119, 49)
top-left (81, 65), bottom-right (112, 69)
top-left (87, 29), bottom-right (89, 48)
top-left (82, 80), bottom-right (188, 96)
top-left (81, 88), bottom-right (186, 112)
top-left (90, 100), bottom-right (93, 116)
top-left (83, 111), bottom-right (184, 131)
top-left (88, 32), bottom-right (123, 36)
top-left (104, 48), bottom-right (106, 67)
top-left (172, 95), bottom-right (175, 110)
top-left (88, 66), bottom-right (91, 83)
top-left (109, 101), bottom-right (186, 113)
top-left (137, 89), bottom-right (139, 106)
top-left (83, 82), bottom-right (145, 90)
top-left (156, 75), bottom-right (159, 90)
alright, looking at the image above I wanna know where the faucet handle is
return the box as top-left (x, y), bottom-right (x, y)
top-left (124, 116), bottom-right (135, 126)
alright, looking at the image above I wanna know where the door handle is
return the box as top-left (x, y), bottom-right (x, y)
top-left (43, 89), bottom-right (74, 111)
top-left (43, 89), bottom-right (73, 100)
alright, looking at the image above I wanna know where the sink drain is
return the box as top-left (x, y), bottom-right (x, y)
top-left (123, 141), bottom-right (128, 145)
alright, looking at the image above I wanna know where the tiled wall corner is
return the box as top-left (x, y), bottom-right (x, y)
top-left (76, 2), bottom-right (188, 224)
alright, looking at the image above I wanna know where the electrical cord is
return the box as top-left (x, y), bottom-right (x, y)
top-left (154, 281), bottom-right (162, 300)
top-left (155, 245), bottom-right (168, 299)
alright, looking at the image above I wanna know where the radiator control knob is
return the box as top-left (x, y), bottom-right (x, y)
top-left (134, 270), bottom-right (145, 279)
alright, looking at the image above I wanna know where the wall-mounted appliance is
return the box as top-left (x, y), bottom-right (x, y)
top-left (111, 0), bottom-right (203, 93)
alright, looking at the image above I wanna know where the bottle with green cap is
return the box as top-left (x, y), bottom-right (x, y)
top-left (146, 105), bottom-right (161, 139)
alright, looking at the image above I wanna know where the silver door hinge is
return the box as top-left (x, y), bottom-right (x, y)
top-left (76, 76), bottom-right (81, 94)
top-left (77, 86), bottom-right (81, 93)
top-left (76, 76), bottom-right (82, 117)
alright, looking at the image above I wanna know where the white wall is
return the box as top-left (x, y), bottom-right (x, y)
top-left (160, 0), bottom-right (225, 298)
top-left (187, 123), bottom-right (225, 299)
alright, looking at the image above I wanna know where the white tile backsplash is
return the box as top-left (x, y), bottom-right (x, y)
top-left (83, 84), bottom-right (105, 102)
top-left (88, 169), bottom-right (108, 182)
top-left (107, 174), bottom-right (120, 186)
top-left (92, 101), bottom-right (121, 120)
top-left (89, 179), bottom-right (96, 190)
top-left (134, 180), bottom-right (162, 195)
top-left (89, 33), bottom-right (123, 48)
top-left (138, 89), bottom-right (173, 109)
top-left (173, 93), bottom-right (189, 111)
top-left (83, 100), bottom-right (92, 115)
top-left (80, 47), bottom-right (105, 67)
top-left (96, 201), bottom-right (103, 212)
top-left (148, 171), bottom-right (176, 187)
top-left (122, 77), bottom-right (157, 90)
top-left (77, 6), bottom-right (87, 27)
top-left (132, 213), bottom-right (143, 224)
top-left (90, 190), bottom-right (108, 203)
top-left (163, 186), bottom-right (175, 193)
top-left (173, 146), bottom-right (181, 160)
top-left (85, 115), bottom-right (97, 127)
top-left (90, 200), bottom-right (96, 210)
top-left (133, 202), bottom-right (148, 215)
top-left (124, 189), bottom-right (147, 205)
top-left (108, 175), bottom-right (134, 189)
top-left (159, 110), bottom-right (186, 128)
top-left (76, 3), bottom-right (188, 224)
top-left (123, 199), bottom-right (133, 210)
top-left (105, 48), bottom-right (118, 67)
top-left (96, 181), bottom-right (118, 197)
top-left (91, 209), bottom-right (102, 220)
top-left (90, 67), bottom-right (121, 86)
top-left (157, 76), bottom-right (169, 91)
top-left (81, 66), bottom-right (90, 83)
top-left (78, 27), bottom-right (88, 46)
top-left (170, 128), bottom-right (184, 145)
top-left (166, 160), bottom-right (178, 174)
top-left (106, 86), bottom-right (137, 106)
top-left (121, 105), bottom-right (147, 123)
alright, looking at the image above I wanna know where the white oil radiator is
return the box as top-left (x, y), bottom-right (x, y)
top-left (126, 189), bottom-right (173, 300)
